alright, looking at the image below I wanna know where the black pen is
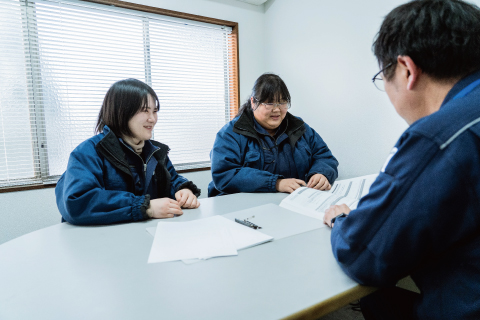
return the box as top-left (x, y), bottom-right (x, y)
top-left (235, 218), bottom-right (262, 229)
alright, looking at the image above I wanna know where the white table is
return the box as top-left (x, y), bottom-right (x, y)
top-left (0, 193), bottom-right (375, 320)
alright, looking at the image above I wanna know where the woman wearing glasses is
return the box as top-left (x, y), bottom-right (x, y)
top-left (208, 73), bottom-right (338, 197)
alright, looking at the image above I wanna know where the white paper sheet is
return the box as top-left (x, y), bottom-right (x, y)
top-left (147, 216), bottom-right (238, 264)
top-left (147, 215), bottom-right (273, 264)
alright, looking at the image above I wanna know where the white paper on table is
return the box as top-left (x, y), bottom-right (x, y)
top-left (146, 215), bottom-right (273, 264)
top-left (279, 174), bottom-right (379, 220)
top-left (147, 216), bottom-right (238, 264)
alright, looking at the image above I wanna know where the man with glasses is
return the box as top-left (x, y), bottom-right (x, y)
top-left (324, 0), bottom-right (480, 319)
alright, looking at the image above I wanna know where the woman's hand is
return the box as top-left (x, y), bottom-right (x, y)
top-left (276, 178), bottom-right (306, 193)
top-left (307, 174), bottom-right (331, 190)
top-left (323, 204), bottom-right (351, 228)
top-left (147, 198), bottom-right (183, 219)
top-left (175, 189), bottom-right (201, 209)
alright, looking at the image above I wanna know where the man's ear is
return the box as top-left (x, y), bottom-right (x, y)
top-left (397, 55), bottom-right (421, 91)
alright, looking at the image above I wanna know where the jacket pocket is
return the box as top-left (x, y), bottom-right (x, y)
top-left (243, 151), bottom-right (261, 168)
top-left (104, 174), bottom-right (127, 191)
top-left (263, 149), bottom-right (275, 164)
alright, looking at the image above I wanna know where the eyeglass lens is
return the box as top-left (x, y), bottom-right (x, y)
top-left (262, 103), bottom-right (289, 110)
top-left (374, 78), bottom-right (385, 91)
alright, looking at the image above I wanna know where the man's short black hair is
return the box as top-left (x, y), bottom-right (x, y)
top-left (96, 78), bottom-right (159, 137)
top-left (373, 0), bottom-right (480, 81)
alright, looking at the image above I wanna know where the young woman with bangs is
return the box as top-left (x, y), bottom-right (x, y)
top-left (56, 78), bottom-right (200, 225)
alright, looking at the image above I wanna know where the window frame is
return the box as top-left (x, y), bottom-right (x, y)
top-left (0, 0), bottom-right (239, 193)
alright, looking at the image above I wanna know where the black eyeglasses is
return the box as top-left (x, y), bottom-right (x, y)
top-left (372, 62), bottom-right (393, 91)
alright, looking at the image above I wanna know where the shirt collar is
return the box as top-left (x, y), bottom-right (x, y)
top-left (253, 117), bottom-right (288, 138)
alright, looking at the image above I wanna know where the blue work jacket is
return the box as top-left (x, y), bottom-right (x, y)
top-left (208, 108), bottom-right (338, 196)
top-left (55, 126), bottom-right (200, 225)
top-left (331, 71), bottom-right (480, 319)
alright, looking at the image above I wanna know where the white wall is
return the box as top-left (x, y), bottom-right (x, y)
top-left (263, 0), bottom-right (408, 179)
top-left (0, 0), bottom-right (265, 245)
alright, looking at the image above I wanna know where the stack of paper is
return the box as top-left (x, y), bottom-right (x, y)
top-left (147, 215), bottom-right (273, 264)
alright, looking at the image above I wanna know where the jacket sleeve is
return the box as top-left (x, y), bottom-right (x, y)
top-left (304, 124), bottom-right (339, 183)
top-left (210, 128), bottom-right (281, 194)
top-left (330, 131), bottom-right (479, 286)
top-left (166, 156), bottom-right (201, 198)
top-left (55, 142), bottom-right (147, 225)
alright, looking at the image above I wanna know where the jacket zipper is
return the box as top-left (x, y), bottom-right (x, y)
top-left (120, 140), bottom-right (161, 178)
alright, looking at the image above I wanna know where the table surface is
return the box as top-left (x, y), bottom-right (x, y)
top-left (0, 193), bottom-right (375, 320)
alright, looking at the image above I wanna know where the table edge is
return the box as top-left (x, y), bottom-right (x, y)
top-left (281, 285), bottom-right (378, 320)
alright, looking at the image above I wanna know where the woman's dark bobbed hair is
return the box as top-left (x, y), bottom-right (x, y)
top-left (237, 73), bottom-right (291, 116)
top-left (95, 78), bottom-right (159, 137)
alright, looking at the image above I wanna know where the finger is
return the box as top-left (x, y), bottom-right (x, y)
top-left (325, 183), bottom-right (332, 191)
top-left (169, 198), bottom-right (179, 205)
top-left (188, 197), bottom-right (199, 209)
top-left (339, 204), bottom-right (351, 214)
top-left (295, 179), bottom-right (307, 186)
top-left (291, 182), bottom-right (303, 191)
top-left (178, 192), bottom-right (189, 207)
top-left (323, 213), bottom-right (329, 225)
top-left (308, 175), bottom-right (320, 188)
top-left (312, 180), bottom-right (322, 190)
top-left (169, 202), bottom-right (182, 210)
top-left (191, 197), bottom-right (200, 209)
top-left (183, 195), bottom-right (194, 208)
top-left (169, 207), bottom-right (183, 216)
top-left (307, 177), bottom-right (314, 188)
top-left (163, 213), bottom-right (174, 219)
top-left (319, 179), bottom-right (330, 190)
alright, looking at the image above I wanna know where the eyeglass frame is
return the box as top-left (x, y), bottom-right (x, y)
top-left (372, 62), bottom-right (393, 91)
top-left (252, 97), bottom-right (291, 111)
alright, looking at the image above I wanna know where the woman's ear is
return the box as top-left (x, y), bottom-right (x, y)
top-left (250, 97), bottom-right (257, 111)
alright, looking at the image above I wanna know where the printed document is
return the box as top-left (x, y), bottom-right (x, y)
top-left (279, 174), bottom-right (378, 221)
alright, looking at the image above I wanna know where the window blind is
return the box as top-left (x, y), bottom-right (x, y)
top-left (0, 0), bottom-right (238, 189)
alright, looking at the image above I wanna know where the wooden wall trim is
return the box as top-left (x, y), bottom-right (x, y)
top-left (82, 0), bottom-right (238, 27)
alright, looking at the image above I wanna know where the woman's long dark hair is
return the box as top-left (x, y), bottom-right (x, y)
top-left (95, 78), bottom-right (159, 137)
top-left (236, 73), bottom-right (291, 117)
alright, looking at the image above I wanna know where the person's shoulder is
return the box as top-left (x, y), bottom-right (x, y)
top-left (72, 133), bottom-right (104, 154)
top-left (217, 117), bottom-right (240, 136)
top-left (411, 94), bottom-right (480, 147)
top-left (149, 139), bottom-right (169, 151)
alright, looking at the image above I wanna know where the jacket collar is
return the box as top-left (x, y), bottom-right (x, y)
top-left (233, 107), bottom-right (306, 148)
top-left (442, 69), bottom-right (480, 106)
top-left (95, 126), bottom-right (169, 176)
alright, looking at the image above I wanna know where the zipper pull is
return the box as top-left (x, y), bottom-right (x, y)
top-left (144, 163), bottom-right (147, 173)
